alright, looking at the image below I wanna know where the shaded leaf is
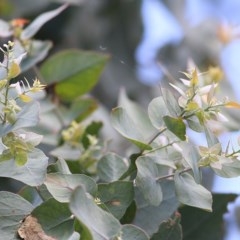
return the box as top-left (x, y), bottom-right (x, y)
top-left (0, 191), bottom-right (33, 240)
top-left (45, 173), bottom-right (97, 202)
top-left (97, 153), bottom-right (128, 182)
top-left (21, 4), bottom-right (68, 40)
top-left (163, 116), bottom-right (186, 141)
top-left (121, 224), bottom-right (149, 240)
top-left (174, 172), bottom-right (212, 211)
top-left (151, 213), bottom-right (182, 240)
top-left (98, 181), bottom-right (134, 219)
top-left (32, 198), bottom-right (73, 240)
top-left (179, 194), bottom-right (237, 240)
top-left (18, 215), bottom-right (57, 240)
top-left (65, 97), bottom-right (98, 123)
top-left (70, 186), bottom-right (121, 239)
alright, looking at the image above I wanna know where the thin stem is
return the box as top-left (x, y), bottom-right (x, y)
top-left (155, 167), bottom-right (192, 182)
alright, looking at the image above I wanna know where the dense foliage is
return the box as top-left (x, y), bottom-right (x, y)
top-left (1, 4), bottom-right (240, 240)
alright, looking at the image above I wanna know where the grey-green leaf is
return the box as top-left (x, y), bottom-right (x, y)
top-left (45, 173), bottom-right (97, 202)
top-left (0, 101), bottom-right (40, 137)
top-left (121, 224), bottom-right (149, 240)
top-left (136, 156), bottom-right (163, 206)
top-left (148, 96), bottom-right (168, 129)
top-left (133, 181), bottom-right (179, 236)
top-left (97, 153), bottom-right (128, 182)
top-left (0, 191), bottom-right (33, 239)
top-left (70, 186), bottom-right (121, 240)
top-left (32, 198), bottom-right (73, 240)
top-left (111, 107), bottom-right (152, 150)
top-left (174, 172), bottom-right (212, 211)
top-left (98, 181), bottom-right (134, 219)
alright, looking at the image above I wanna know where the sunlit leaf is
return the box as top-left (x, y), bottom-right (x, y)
top-left (174, 172), bottom-right (212, 211)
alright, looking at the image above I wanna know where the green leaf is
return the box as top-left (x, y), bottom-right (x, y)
top-left (136, 156), bottom-right (163, 206)
top-left (98, 181), bottom-right (134, 219)
top-left (70, 186), bottom-right (121, 239)
top-left (0, 101), bottom-right (40, 137)
top-left (97, 153), bottom-right (128, 182)
top-left (0, 148), bottom-right (48, 186)
top-left (32, 198), bottom-right (74, 240)
top-left (111, 107), bottom-right (152, 150)
top-left (151, 213), bottom-right (182, 240)
top-left (21, 4), bottom-right (68, 40)
top-left (45, 173), bottom-right (97, 202)
top-left (148, 97), bottom-right (168, 129)
top-left (121, 224), bottom-right (149, 240)
top-left (0, 191), bottom-right (33, 240)
top-left (40, 49), bottom-right (109, 101)
top-left (163, 115), bottom-right (186, 141)
top-left (174, 172), bottom-right (212, 211)
top-left (179, 194), bottom-right (237, 240)
top-left (133, 181), bottom-right (179, 236)
top-left (65, 97), bottom-right (98, 123)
